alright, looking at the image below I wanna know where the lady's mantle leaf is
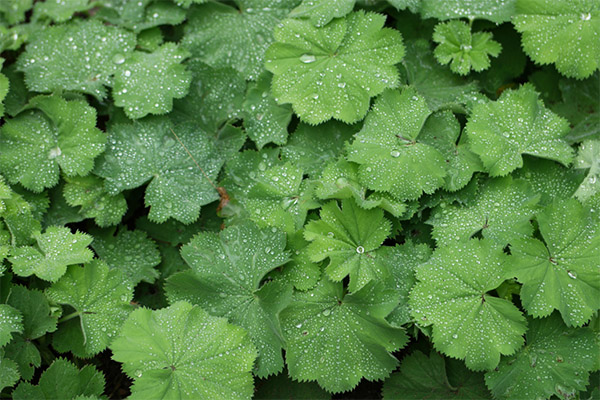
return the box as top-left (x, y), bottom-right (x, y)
top-left (420, 0), bottom-right (516, 23)
top-left (508, 199), bottom-right (600, 327)
top-left (46, 260), bottom-right (133, 357)
top-left (0, 304), bottom-right (22, 347)
top-left (512, 0), bottom-right (600, 79)
top-left (113, 43), bottom-right (192, 119)
top-left (289, 0), bottom-right (355, 27)
top-left (183, 0), bottom-right (298, 80)
top-left (574, 139), bottom-right (600, 201)
top-left (281, 278), bottom-right (407, 393)
top-left (0, 353), bottom-right (19, 392)
top-left (382, 351), bottom-right (490, 399)
top-left (304, 199), bottom-right (392, 292)
top-left (0, 95), bottom-right (105, 193)
top-left (466, 84), bottom-right (574, 176)
top-left (16, 20), bottom-right (136, 99)
top-left (485, 314), bottom-right (598, 400)
top-left (347, 87), bottom-right (448, 201)
top-left (95, 117), bottom-right (223, 224)
top-left (410, 239), bottom-right (527, 371)
top-left (265, 11), bottom-right (405, 124)
top-left (433, 21), bottom-right (502, 75)
top-left (12, 358), bottom-right (105, 400)
top-left (166, 221), bottom-right (290, 378)
top-left (9, 226), bottom-right (93, 282)
top-left (110, 301), bottom-right (257, 400)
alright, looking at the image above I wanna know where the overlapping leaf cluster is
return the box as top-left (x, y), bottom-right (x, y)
top-left (0, 0), bottom-right (598, 399)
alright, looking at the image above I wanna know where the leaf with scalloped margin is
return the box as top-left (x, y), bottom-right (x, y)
top-left (0, 352), bottom-right (19, 392)
top-left (289, 0), bottom-right (355, 27)
top-left (0, 304), bottom-right (22, 347)
top-left (46, 260), bottom-right (133, 357)
top-left (304, 199), bottom-right (392, 292)
top-left (513, 0), bottom-right (600, 79)
top-left (508, 199), bottom-right (600, 327)
top-left (574, 139), bottom-right (600, 202)
top-left (95, 117), bottom-right (223, 224)
top-left (183, 0), bottom-right (298, 80)
top-left (9, 226), bottom-right (93, 282)
top-left (113, 43), bottom-right (191, 119)
top-left (166, 221), bottom-right (290, 377)
top-left (97, 0), bottom-right (185, 32)
top-left (429, 176), bottom-right (540, 246)
top-left (410, 239), bottom-right (527, 371)
top-left (111, 301), bottom-right (257, 400)
top-left (16, 20), bottom-right (135, 99)
top-left (0, 95), bottom-right (105, 193)
top-left (281, 278), bottom-right (407, 393)
top-left (485, 313), bottom-right (598, 400)
top-left (421, 0), bottom-right (516, 23)
top-left (265, 11), bottom-right (405, 124)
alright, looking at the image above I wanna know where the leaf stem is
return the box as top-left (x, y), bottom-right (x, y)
top-left (58, 311), bottom-right (80, 323)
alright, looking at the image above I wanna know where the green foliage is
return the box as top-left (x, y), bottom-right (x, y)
top-left (0, 2), bottom-right (598, 399)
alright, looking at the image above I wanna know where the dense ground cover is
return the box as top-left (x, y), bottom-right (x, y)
top-left (0, 0), bottom-right (598, 399)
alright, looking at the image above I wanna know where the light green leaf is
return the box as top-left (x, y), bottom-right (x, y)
top-left (0, 353), bottom-right (19, 392)
top-left (16, 20), bottom-right (136, 99)
top-left (91, 227), bottom-right (160, 286)
top-left (485, 314), bottom-right (598, 400)
top-left (97, 0), bottom-right (186, 32)
top-left (281, 278), bottom-right (407, 393)
top-left (166, 221), bottom-right (290, 377)
top-left (420, 0), bottom-right (516, 23)
top-left (0, 95), bottom-right (106, 192)
top-left (304, 199), bottom-right (392, 292)
top-left (433, 21), bottom-right (502, 75)
top-left (63, 175), bottom-right (127, 227)
top-left (183, 0), bottom-right (298, 80)
top-left (513, 0), bottom-right (600, 79)
top-left (95, 118), bottom-right (223, 224)
top-left (429, 176), bottom-right (540, 246)
top-left (410, 239), bottom-right (527, 371)
top-left (278, 231), bottom-right (322, 291)
top-left (46, 260), bottom-right (133, 357)
top-left (382, 351), bottom-right (490, 399)
top-left (0, 0), bottom-right (33, 24)
top-left (110, 301), bottom-right (257, 400)
top-left (243, 72), bottom-right (292, 149)
top-left (466, 84), bottom-right (574, 176)
top-left (574, 139), bottom-right (600, 201)
top-left (347, 87), bottom-right (448, 201)
top-left (508, 199), bottom-right (600, 327)
top-left (33, 0), bottom-right (92, 22)
top-left (289, 0), bottom-right (355, 27)
top-left (0, 71), bottom-right (8, 118)
top-left (9, 226), bottom-right (93, 282)
top-left (0, 304), bottom-right (22, 347)
top-left (265, 11), bottom-right (405, 124)
top-left (12, 358), bottom-right (105, 400)
top-left (113, 43), bottom-right (191, 119)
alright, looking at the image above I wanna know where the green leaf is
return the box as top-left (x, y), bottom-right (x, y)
top-left (467, 84), bottom-right (574, 176)
top-left (281, 278), bottom-right (407, 393)
top-left (574, 139), bottom-right (600, 201)
top-left (0, 187), bottom-right (41, 246)
top-left (166, 221), bottom-right (290, 377)
top-left (110, 301), bottom-right (257, 400)
top-left (0, 0), bottom-right (33, 24)
top-left (183, 1), bottom-right (298, 80)
top-left (265, 11), bottom-right (405, 124)
top-left (281, 121), bottom-right (358, 178)
top-left (433, 21), bottom-right (502, 75)
top-left (95, 117), bottom-right (223, 224)
top-left (304, 199), bottom-right (392, 292)
top-left (513, 0), bottom-right (600, 79)
top-left (9, 226), bottom-right (94, 282)
top-left (289, 0), bottom-right (355, 27)
top-left (410, 239), bottom-right (527, 371)
top-left (382, 351), bottom-right (490, 399)
top-left (0, 352), bottom-right (19, 392)
top-left (555, 72), bottom-right (600, 143)
top-left (420, 0), bottom-right (516, 23)
top-left (173, 59), bottom-right (246, 131)
top-left (12, 358), bottom-right (105, 400)
top-left (277, 231), bottom-right (322, 291)
top-left (0, 71), bottom-right (8, 119)
top-left (33, 0), bottom-right (92, 23)
top-left (91, 227), bottom-right (160, 286)
top-left (113, 43), bottom-right (191, 119)
top-left (96, 0), bottom-right (186, 32)
top-left (243, 72), bottom-right (292, 149)
top-left (46, 260), bottom-right (133, 357)
top-left (63, 175), bottom-right (127, 227)
top-left (0, 304), bottom-right (22, 347)
top-left (4, 335), bottom-right (41, 381)
top-left (7, 285), bottom-right (57, 340)
top-left (16, 20), bottom-right (136, 99)
top-left (485, 313), bottom-right (598, 400)
top-left (429, 176), bottom-right (540, 246)
top-left (508, 199), bottom-right (600, 327)
top-left (348, 87), bottom-right (450, 201)
top-left (0, 95), bottom-right (106, 192)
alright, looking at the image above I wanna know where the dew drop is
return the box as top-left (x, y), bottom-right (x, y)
top-left (299, 54), bottom-right (316, 63)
